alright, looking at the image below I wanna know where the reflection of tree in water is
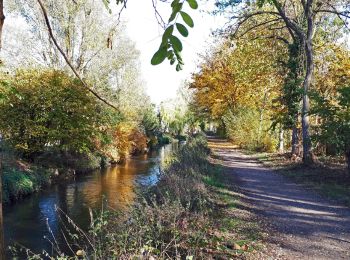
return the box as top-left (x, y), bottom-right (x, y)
top-left (2, 144), bottom-right (176, 257)
top-left (80, 159), bottom-right (154, 209)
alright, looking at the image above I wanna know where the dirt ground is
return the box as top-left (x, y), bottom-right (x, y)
top-left (209, 138), bottom-right (350, 260)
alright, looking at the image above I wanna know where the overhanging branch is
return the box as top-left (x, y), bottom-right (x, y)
top-left (36, 0), bottom-right (119, 111)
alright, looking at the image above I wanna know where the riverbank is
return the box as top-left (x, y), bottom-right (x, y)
top-left (1, 133), bottom-right (185, 205)
top-left (17, 135), bottom-right (264, 259)
top-left (0, 150), bottom-right (104, 204)
top-left (1, 157), bottom-right (51, 204)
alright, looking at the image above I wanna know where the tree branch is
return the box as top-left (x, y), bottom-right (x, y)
top-left (271, 0), bottom-right (304, 39)
top-left (234, 18), bottom-right (283, 39)
top-left (230, 11), bottom-right (280, 38)
top-left (36, 0), bottom-right (118, 111)
top-left (316, 9), bottom-right (350, 19)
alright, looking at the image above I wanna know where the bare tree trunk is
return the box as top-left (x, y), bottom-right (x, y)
top-left (0, 0), bottom-right (5, 258)
top-left (258, 108), bottom-right (263, 144)
top-left (301, 2), bottom-right (315, 165)
top-left (291, 126), bottom-right (299, 155)
top-left (279, 127), bottom-right (284, 153)
top-left (258, 90), bottom-right (268, 144)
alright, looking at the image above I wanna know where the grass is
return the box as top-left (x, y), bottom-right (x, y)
top-left (244, 150), bottom-right (350, 206)
top-left (1, 153), bottom-right (52, 204)
top-left (17, 135), bottom-right (264, 259)
top-left (1, 144), bottom-right (103, 204)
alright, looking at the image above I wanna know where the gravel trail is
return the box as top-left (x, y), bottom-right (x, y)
top-left (210, 138), bottom-right (350, 259)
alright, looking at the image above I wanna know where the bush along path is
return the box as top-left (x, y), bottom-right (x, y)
top-left (15, 135), bottom-right (264, 259)
top-left (208, 137), bottom-right (350, 259)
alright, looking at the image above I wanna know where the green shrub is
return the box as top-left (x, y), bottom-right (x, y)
top-left (2, 167), bottom-right (51, 203)
top-left (157, 133), bottom-right (172, 145)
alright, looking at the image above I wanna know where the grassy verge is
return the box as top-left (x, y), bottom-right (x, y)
top-left (1, 155), bottom-right (52, 204)
top-left (244, 150), bottom-right (350, 206)
top-left (19, 135), bottom-right (263, 259)
top-left (1, 146), bottom-right (103, 204)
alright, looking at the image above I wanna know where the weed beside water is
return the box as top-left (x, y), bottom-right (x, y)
top-left (15, 135), bottom-right (261, 259)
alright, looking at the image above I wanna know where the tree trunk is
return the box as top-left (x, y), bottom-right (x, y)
top-left (258, 90), bottom-right (268, 144)
top-left (0, 159), bottom-right (4, 260)
top-left (0, 0), bottom-right (4, 51)
top-left (346, 147), bottom-right (350, 175)
top-left (291, 127), bottom-right (298, 154)
top-left (301, 2), bottom-right (315, 165)
top-left (279, 127), bottom-right (284, 153)
top-left (301, 66), bottom-right (313, 164)
top-left (258, 108), bottom-right (263, 144)
top-left (0, 1), bottom-right (5, 258)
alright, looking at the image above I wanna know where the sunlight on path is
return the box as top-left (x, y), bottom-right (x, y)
top-left (209, 137), bottom-right (350, 260)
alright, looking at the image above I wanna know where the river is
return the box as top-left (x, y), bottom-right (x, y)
top-left (3, 143), bottom-right (178, 258)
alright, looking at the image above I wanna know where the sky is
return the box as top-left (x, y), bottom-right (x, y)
top-left (120, 1), bottom-right (225, 104)
top-left (5, 0), bottom-right (225, 105)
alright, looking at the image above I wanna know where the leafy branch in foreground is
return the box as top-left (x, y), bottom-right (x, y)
top-left (151, 0), bottom-right (197, 71)
top-left (107, 0), bottom-right (198, 70)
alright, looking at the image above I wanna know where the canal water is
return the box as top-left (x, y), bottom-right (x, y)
top-left (3, 143), bottom-right (178, 258)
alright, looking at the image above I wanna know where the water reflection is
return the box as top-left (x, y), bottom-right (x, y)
top-left (3, 143), bottom-right (178, 257)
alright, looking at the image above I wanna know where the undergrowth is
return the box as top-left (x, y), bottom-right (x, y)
top-left (2, 166), bottom-right (51, 203)
top-left (14, 135), bottom-right (260, 259)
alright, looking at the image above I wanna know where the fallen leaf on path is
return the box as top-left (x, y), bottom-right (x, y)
top-left (241, 244), bottom-right (248, 251)
top-left (233, 243), bottom-right (241, 250)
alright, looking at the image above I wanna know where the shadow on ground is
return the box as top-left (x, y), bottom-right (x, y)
top-left (209, 137), bottom-right (350, 259)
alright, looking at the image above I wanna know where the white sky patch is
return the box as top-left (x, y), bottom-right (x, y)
top-left (120, 1), bottom-right (225, 104)
top-left (4, 1), bottom-right (225, 104)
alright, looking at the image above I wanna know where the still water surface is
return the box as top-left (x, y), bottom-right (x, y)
top-left (3, 143), bottom-right (177, 257)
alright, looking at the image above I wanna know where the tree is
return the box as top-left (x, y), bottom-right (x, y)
top-left (214, 0), bottom-right (350, 164)
top-left (190, 36), bottom-right (284, 150)
top-left (0, 69), bottom-right (101, 160)
top-left (313, 86), bottom-right (350, 173)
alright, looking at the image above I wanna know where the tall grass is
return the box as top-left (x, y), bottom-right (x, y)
top-left (17, 135), bottom-right (238, 259)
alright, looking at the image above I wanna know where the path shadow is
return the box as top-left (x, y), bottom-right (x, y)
top-left (212, 144), bottom-right (350, 258)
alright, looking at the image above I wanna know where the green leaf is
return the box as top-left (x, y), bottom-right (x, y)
top-left (174, 49), bottom-right (184, 65)
top-left (151, 47), bottom-right (168, 65)
top-left (169, 12), bottom-right (177, 23)
top-left (172, 2), bottom-right (183, 13)
top-left (102, 0), bottom-right (112, 14)
top-left (176, 23), bottom-right (189, 37)
top-left (170, 35), bottom-right (183, 51)
top-left (176, 63), bottom-right (183, 71)
top-left (167, 50), bottom-right (174, 59)
top-left (171, 0), bottom-right (180, 8)
top-left (180, 11), bottom-right (194, 28)
top-left (186, 0), bottom-right (198, 9)
top-left (169, 2), bottom-right (183, 22)
top-left (162, 25), bottom-right (174, 45)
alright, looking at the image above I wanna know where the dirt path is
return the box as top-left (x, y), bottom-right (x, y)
top-left (209, 138), bottom-right (350, 260)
